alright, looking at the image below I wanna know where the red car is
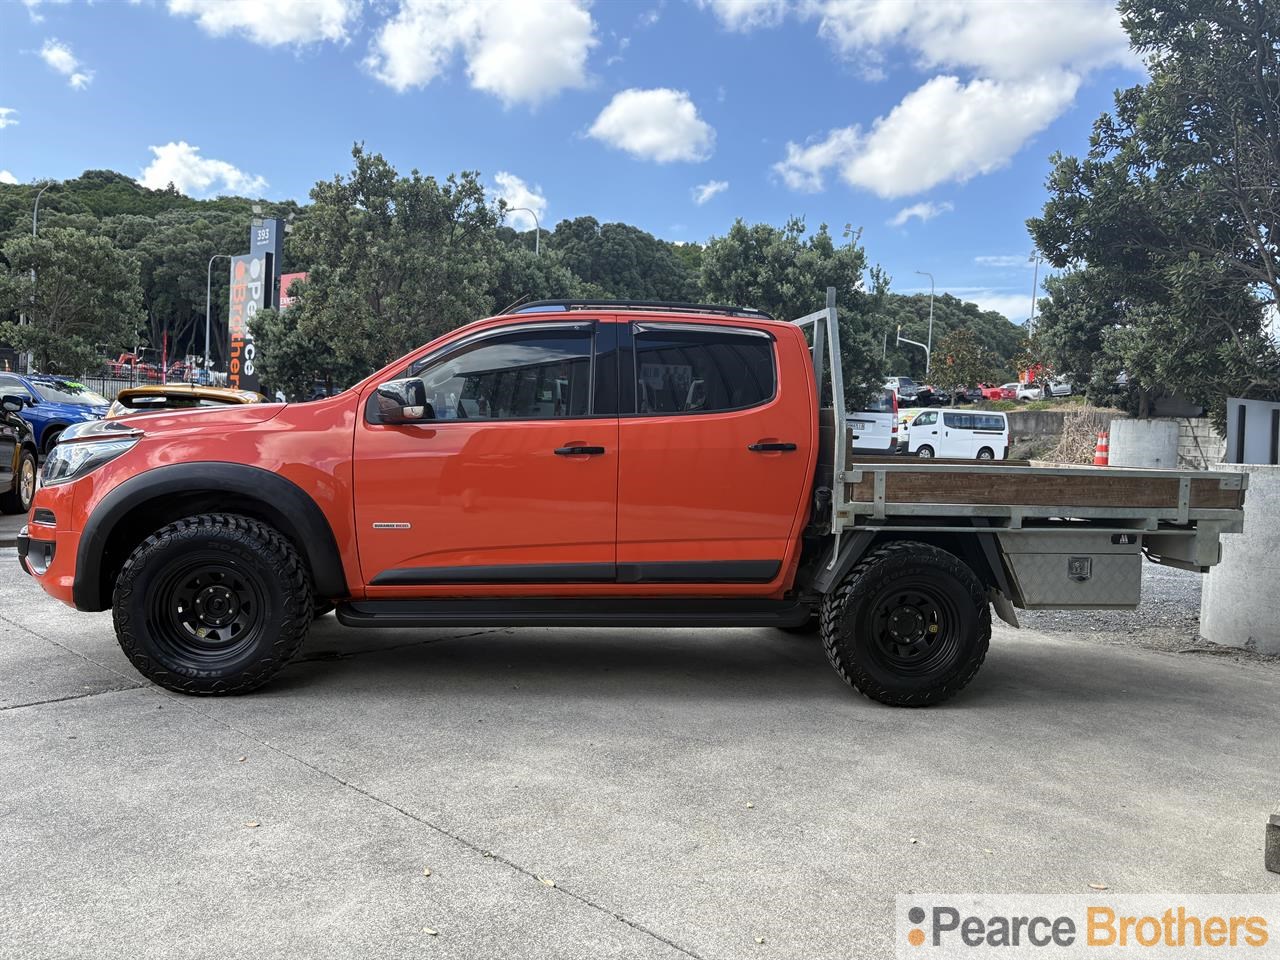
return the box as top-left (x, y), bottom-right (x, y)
top-left (978, 383), bottom-right (1016, 401)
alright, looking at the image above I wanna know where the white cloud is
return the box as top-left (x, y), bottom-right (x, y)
top-left (492, 171), bottom-right (547, 231)
top-left (692, 179), bottom-right (729, 205)
top-left (805, 0), bottom-right (1137, 81)
top-left (776, 73), bottom-right (1079, 198)
top-left (975, 254), bottom-right (1035, 268)
top-left (770, 1), bottom-right (1137, 199)
top-left (888, 200), bottom-right (952, 227)
top-left (0, 170), bottom-right (18, 185)
top-left (0, 108), bottom-right (17, 130)
top-left (698, 0), bottom-right (788, 31)
top-left (21, 0), bottom-right (70, 23)
top-left (40, 38), bottom-right (92, 89)
top-left (588, 88), bottom-right (715, 163)
top-left (366, 0), bottom-right (596, 106)
top-left (166, 0), bottom-right (359, 46)
top-left (773, 125), bottom-right (860, 191)
top-left (963, 290), bottom-right (1033, 323)
top-left (140, 141), bottom-right (267, 197)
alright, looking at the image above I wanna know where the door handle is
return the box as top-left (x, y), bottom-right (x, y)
top-left (554, 445), bottom-right (606, 456)
top-left (748, 442), bottom-right (797, 452)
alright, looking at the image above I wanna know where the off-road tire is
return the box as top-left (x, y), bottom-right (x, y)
top-left (113, 513), bottom-right (313, 695)
top-left (0, 446), bottom-right (36, 514)
top-left (820, 541), bottom-right (990, 707)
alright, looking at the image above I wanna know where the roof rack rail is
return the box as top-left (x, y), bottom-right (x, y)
top-left (503, 299), bottom-right (775, 320)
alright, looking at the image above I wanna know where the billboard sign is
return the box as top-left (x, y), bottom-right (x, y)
top-left (278, 272), bottom-right (308, 312)
top-left (227, 254), bottom-right (266, 393)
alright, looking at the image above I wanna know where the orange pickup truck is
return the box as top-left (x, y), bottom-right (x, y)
top-left (17, 291), bottom-right (1247, 706)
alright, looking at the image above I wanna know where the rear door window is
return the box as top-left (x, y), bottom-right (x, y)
top-left (632, 324), bottom-right (774, 415)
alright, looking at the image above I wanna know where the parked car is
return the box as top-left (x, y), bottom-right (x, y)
top-left (847, 388), bottom-right (898, 455)
top-left (885, 376), bottom-right (919, 404)
top-left (0, 393), bottom-right (38, 514)
top-left (107, 384), bottom-right (264, 419)
top-left (1011, 382), bottom-right (1042, 401)
top-left (978, 383), bottom-right (1017, 401)
top-left (1044, 380), bottom-right (1073, 397)
top-left (15, 296), bottom-right (1244, 708)
top-left (905, 408), bottom-right (1009, 460)
top-left (0, 373), bottom-right (109, 453)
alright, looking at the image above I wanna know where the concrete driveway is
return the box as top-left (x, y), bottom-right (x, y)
top-left (2, 553), bottom-right (1277, 960)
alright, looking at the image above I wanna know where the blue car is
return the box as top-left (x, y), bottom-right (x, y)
top-left (0, 372), bottom-right (109, 453)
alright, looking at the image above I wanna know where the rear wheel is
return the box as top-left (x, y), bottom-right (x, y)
top-left (916, 445), bottom-right (934, 459)
top-left (113, 514), bottom-right (313, 695)
top-left (977, 447), bottom-right (995, 460)
top-left (0, 447), bottom-right (36, 514)
top-left (820, 541), bottom-right (990, 706)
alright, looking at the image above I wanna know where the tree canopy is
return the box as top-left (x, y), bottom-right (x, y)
top-left (0, 226), bottom-right (144, 373)
top-left (1029, 0), bottom-right (1280, 418)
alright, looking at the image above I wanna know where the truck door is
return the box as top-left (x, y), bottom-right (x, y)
top-left (615, 321), bottom-right (814, 591)
top-left (353, 322), bottom-right (619, 591)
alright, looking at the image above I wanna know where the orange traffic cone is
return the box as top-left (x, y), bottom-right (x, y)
top-left (1093, 431), bottom-right (1110, 466)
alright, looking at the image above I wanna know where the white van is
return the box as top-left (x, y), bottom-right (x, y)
top-left (905, 408), bottom-right (1009, 460)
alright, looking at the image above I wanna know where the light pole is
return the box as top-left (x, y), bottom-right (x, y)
top-left (505, 207), bottom-right (541, 255)
top-left (205, 254), bottom-right (232, 375)
top-left (21, 182), bottom-right (54, 372)
top-left (914, 270), bottom-right (936, 374)
top-left (1028, 251), bottom-right (1042, 333)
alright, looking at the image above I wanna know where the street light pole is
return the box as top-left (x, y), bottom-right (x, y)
top-left (506, 207), bottom-right (541, 255)
top-left (205, 254), bottom-right (232, 374)
top-left (914, 269), bottom-right (935, 374)
top-left (21, 182), bottom-right (54, 372)
top-left (1028, 251), bottom-right (1042, 333)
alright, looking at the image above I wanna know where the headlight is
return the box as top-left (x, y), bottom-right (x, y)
top-left (41, 438), bottom-right (138, 485)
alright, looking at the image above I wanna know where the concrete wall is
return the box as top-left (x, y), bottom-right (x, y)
top-left (1110, 418), bottom-right (1180, 468)
top-left (1006, 409), bottom-right (1125, 442)
top-left (1200, 463), bottom-right (1280, 655)
top-left (1177, 418), bottom-right (1226, 470)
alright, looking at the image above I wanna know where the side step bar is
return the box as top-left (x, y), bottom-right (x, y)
top-left (336, 598), bottom-right (813, 629)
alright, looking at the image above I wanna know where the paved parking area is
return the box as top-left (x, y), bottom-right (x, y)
top-left (2, 553), bottom-right (1278, 959)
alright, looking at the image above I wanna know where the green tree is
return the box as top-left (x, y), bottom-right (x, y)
top-left (546, 216), bottom-right (698, 301)
top-left (929, 327), bottom-right (1001, 394)
top-left (255, 145), bottom-right (501, 398)
top-left (700, 218), bottom-right (888, 405)
top-left (880, 293), bottom-right (1024, 382)
top-left (1028, 0), bottom-right (1280, 419)
top-left (0, 226), bottom-right (143, 373)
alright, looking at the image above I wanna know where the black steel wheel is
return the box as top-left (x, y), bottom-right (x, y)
top-left (820, 541), bottom-right (990, 706)
top-left (113, 514), bottom-right (312, 695)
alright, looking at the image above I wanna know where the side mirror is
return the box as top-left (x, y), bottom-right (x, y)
top-left (375, 378), bottom-right (434, 424)
top-left (1, 394), bottom-right (25, 414)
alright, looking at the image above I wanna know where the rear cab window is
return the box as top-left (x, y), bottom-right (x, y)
top-left (631, 323), bottom-right (775, 415)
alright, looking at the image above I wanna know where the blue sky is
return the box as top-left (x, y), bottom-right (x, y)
top-left (0, 0), bottom-right (1144, 322)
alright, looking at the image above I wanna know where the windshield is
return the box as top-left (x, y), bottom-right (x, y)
top-left (33, 379), bottom-right (108, 406)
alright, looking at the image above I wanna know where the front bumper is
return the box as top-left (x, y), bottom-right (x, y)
top-left (16, 523), bottom-right (57, 576)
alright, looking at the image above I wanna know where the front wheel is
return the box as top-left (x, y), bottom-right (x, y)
top-left (0, 447), bottom-right (36, 514)
top-left (113, 514), bottom-right (313, 695)
top-left (916, 445), bottom-right (934, 459)
top-left (820, 541), bottom-right (990, 706)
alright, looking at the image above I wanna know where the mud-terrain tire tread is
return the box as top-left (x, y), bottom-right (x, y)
top-left (819, 540), bottom-right (990, 707)
top-left (113, 513), bottom-right (312, 695)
